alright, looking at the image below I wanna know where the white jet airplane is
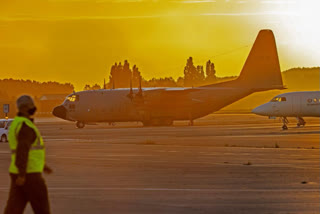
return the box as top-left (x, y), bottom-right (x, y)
top-left (252, 91), bottom-right (320, 130)
top-left (53, 29), bottom-right (285, 128)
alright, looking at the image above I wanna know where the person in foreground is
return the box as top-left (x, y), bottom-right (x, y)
top-left (4, 95), bottom-right (53, 214)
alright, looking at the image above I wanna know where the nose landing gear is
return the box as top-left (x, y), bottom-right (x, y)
top-left (76, 121), bottom-right (85, 129)
top-left (281, 117), bottom-right (289, 130)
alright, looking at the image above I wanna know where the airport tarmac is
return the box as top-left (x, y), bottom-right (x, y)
top-left (0, 114), bottom-right (319, 214)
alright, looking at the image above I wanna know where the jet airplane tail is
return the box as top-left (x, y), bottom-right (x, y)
top-left (237, 29), bottom-right (284, 90)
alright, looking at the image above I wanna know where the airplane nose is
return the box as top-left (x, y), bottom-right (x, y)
top-left (52, 105), bottom-right (67, 119)
top-left (252, 105), bottom-right (264, 115)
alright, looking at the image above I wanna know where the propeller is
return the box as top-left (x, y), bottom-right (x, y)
top-left (127, 76), bottom-right (144, 101)
top-left (136, 76), bottom-right (143, 98)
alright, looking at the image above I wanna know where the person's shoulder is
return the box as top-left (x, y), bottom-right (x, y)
top-left (19, 122), bottom-right (36, 139)
top-left (17, 121), bottom-right (37, 144)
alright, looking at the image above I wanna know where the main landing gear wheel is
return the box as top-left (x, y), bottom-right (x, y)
top-left (281, 117), bottom-right (289, 130)
top-left (76, 121), bottom-right (85, 129)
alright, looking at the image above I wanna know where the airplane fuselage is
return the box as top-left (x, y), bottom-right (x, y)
top-left (57, 87), bottom-right (252, 124)
top-left (252, 91), bottom-right (320, 117)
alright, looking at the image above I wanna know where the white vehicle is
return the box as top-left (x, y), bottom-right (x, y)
top-left (0, 119), bottom-right (13, 143)
top-left (252, 91), bottom-right (320, 130)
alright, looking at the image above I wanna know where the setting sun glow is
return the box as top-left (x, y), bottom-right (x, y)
top-left (0, 0), bottom-right (318, 90)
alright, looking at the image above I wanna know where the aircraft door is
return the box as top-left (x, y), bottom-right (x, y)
top-left (292, 95), bottom-right (301, 115)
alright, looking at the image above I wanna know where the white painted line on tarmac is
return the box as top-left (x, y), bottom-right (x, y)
top-left (223, 133), bottom-right (320, 138)
top-left (45, 139), bottom-right (90, 142)
top-left (0, 187), bottom-right (319, 192)
top-left (0, 151), bottom-right (10, 154)
top-left (52, 156), bottom-right (121, 161)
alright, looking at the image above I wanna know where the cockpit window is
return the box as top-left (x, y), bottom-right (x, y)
top-left (271, 97), bottom-right (286, 102)
top-left (67, 94), bottom-right (79, 102)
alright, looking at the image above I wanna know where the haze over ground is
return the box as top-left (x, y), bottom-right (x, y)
top-left (0, 0), bottom-right (319, 90)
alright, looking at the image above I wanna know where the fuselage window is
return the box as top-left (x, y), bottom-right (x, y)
top-left (271, 97), bottom-right (279, 102)
top-left (280, 97), bottom-right (286, 102)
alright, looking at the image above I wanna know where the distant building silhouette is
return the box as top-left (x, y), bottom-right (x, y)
top-left (0, 79), bottom-right (74, 117)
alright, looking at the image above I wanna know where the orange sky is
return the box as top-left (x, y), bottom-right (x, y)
top-left (0, 0), bottom-right (319, 90)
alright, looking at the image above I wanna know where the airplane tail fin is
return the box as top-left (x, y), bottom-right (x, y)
top-left (236, 29), bottom-right (284, 90)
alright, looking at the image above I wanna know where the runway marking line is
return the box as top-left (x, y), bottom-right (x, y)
top-left (0, 187), bottom-right (319, 192)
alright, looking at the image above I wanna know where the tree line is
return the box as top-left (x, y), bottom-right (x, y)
top-left (83, 57), bottom-right (232, 90)
top-left (0, 79), bottom-right (74, 101)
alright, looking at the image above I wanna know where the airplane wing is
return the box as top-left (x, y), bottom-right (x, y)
top-left (144, 88), bottom-right (199, 103)
top-left (131, 87), bottom-right (201, 108)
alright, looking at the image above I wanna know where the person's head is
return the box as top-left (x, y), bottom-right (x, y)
top-left (16, 95), bottom-right (37, 117)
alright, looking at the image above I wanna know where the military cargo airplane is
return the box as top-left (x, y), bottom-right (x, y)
top-left (252, 91), bottom-right (320, 130)
top-left (53, 29), bottom-right (285, 128)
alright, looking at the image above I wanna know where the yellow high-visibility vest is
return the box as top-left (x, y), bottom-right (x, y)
top-left (8, 116), bottom-right (45, 174)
